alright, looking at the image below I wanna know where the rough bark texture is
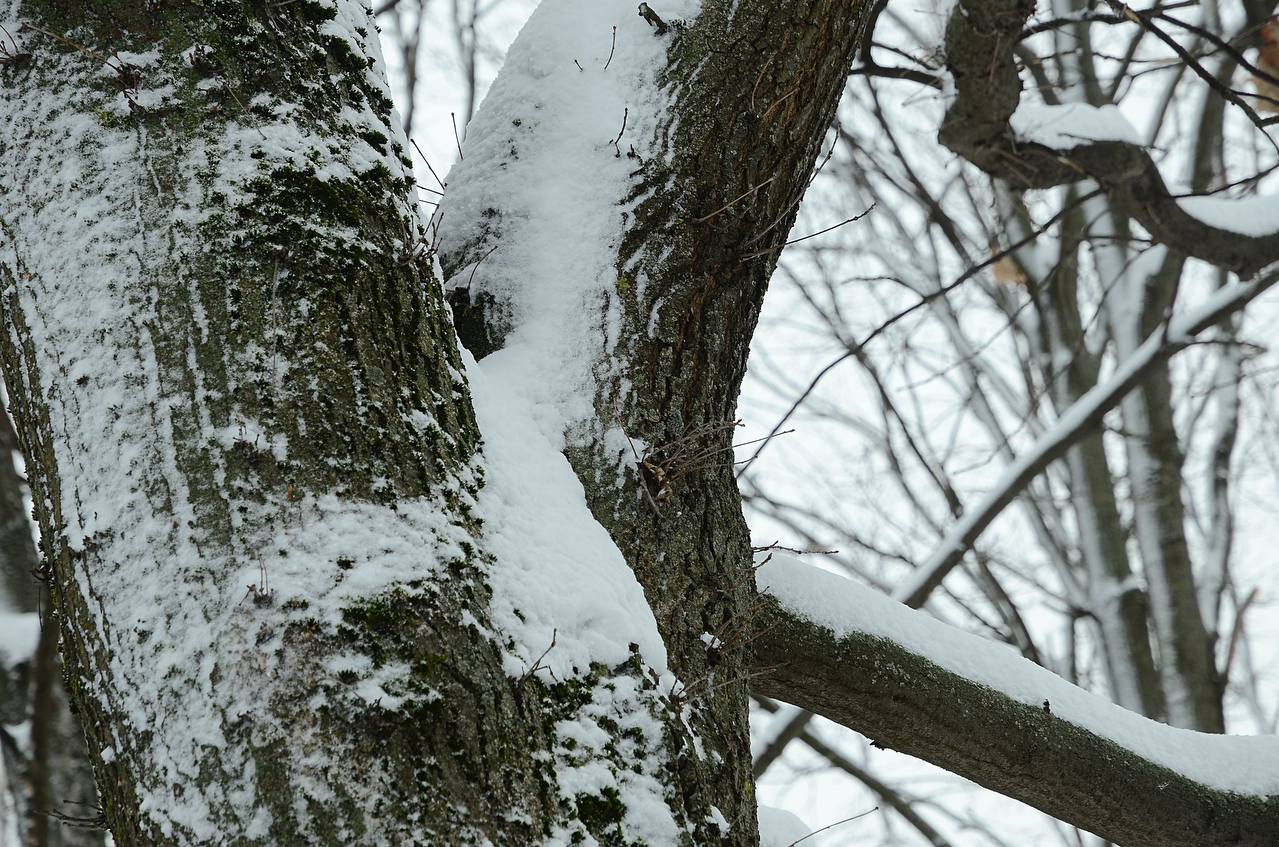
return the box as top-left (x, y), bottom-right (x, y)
top-left (8, 0), bottom-right (1258, 844)
top-left (0, 2), bottom-right (563, 843)
top-left (0, 399), bottom-right (103, 847)
top-left (751, 597), bottom-right (1279, 847)
top-left (577, 0), bottom-right (873, 836)
top-left (2, 0), bottom-right (883, 843)
top-left (444, 0), bottom-right (874, 841)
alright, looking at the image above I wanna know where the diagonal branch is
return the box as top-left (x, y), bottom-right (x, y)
top-left (894, 269), bottom-right (1278, 608)
top-left (753, 697), bottom-right (959, 847)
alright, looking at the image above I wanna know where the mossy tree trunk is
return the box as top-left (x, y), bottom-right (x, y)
top-left (4, 2), bottom-right (1277, 845)
top-left (0, 0), bottom-right (872, 844)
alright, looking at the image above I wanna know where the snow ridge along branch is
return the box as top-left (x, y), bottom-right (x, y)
top-left (939, 0), bottom-right (1279, 277)
top-left (753, 554), bottom-right (1279, 847)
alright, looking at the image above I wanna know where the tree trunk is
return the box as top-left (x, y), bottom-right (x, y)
top-left (1, 0), bottom-right (871, 843)
top-left (1009, 196), bottom-right (1164, 719)
top-left (3, 1), bottom-right (543, 842)
top-left (0, 395), bottom-right (103, 847)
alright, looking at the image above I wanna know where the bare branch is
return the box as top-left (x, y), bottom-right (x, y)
top-left (895, 269), bottom-right (1279, 608)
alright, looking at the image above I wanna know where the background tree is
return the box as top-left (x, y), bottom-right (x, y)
top-left (738, 0), bottom-right (1279, 841)
top-left (0, 396), bottom-right (101, 847)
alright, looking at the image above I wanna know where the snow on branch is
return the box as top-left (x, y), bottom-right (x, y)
top-left (752, 553), bottom-right (1279, 846)
top-left (1009, 102), bottom-right (1142, 149)
top-left (938, 0), bottom-right (1279, 277)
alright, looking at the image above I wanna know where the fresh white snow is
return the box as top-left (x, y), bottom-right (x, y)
top-left (441, 0), bottom-right (698, 431)
top-left (1177, 194), bottom-right (1279, 237)
top-left (438, 2), bottom-right (715, 840)
top-left (1010, 102), bottom-right (1142, 149)
top-left (467, 352), bottom-right (668, 680)
top-left (762, 552), bottom-right (1279, 796)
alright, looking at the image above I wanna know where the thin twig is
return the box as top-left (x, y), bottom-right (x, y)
top-left (451, 112), bottom-right (465, 160)
top-left (604, 25), bottom-right (617, 70)
top-left (1103, 0), bottom-right (1279, 135)
top-left (693, 176), bottom-right (778, 223)
top-left (740, 204), bottom-right (876, 261)
top-left (411, 137), bottom-right (447, 190)
top-left (464, 243), bottom-right (501, 292)
top-left (611, 106), bottom-right (629, 156)
top-left (519, 629), bottom-right (558, 684)
top-left (735, 188), bottom-right (1104, 479)
top-left (786, 808), bottom-right (879, 846)
top-left (21, 21), bottom-right (107, 63)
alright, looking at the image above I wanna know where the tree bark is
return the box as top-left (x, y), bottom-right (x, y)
top-left (0, 396), bottom-right (103, 847)
top-left (1, 0), bottom-right (874, 843)
top-left (752, 593), bottom-right (1279, 847)
top-left (1, 2), bottom-right (553, 843)
top-left (5, 0), bottom-right (1268, 845)
top-left (441, 0), bottom-right (873, 838)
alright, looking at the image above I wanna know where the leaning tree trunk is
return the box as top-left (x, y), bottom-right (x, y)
top-left (0, 396), bottom-right (103, 847)
top-left (0, 0), bottom-right (871, 844)
top-left (440, 0), bottom-right (870, 838)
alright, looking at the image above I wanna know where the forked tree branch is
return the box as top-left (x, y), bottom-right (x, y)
top-left (939, 0), bottom-right (1279, 277)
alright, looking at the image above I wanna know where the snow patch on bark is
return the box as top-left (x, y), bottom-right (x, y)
top-left (439, 2), bottom-right (712, 839)
top-left (440, 0), bottom-right (699, 429)
top-left (1177, 193), bottom-right (1279, 237)
top-left (1010, 102), bottom-right (1142, 149)
top-left (467, 354), bottom-right (668, 677)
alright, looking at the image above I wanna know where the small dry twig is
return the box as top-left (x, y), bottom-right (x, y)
top-left (451, 111), bottom-right (465, 160)
top-left (411, 137), bottom-right (447, 191)
top-left (785, 807), bottom-right (879, 847)
top-left (611, 106), bottom-right (629, 157)
top-left (604, 25), bottom-right (618, 70)
top-left (519, 629), bottom-right (559, 684)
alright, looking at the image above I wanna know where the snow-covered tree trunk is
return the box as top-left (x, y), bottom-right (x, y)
top-left (0, 0), bottom-right (870, 843)
top-left (0, 1), bottom-right (546, 842)
top-left (439, 1), bottom-right (871, 838)
top-left (997, 195), bottom-right (1165, 718)
top-left (1093, 220), bottom-right (1225, 734)
top-left (7, 1), bottom-right (1279, 845)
